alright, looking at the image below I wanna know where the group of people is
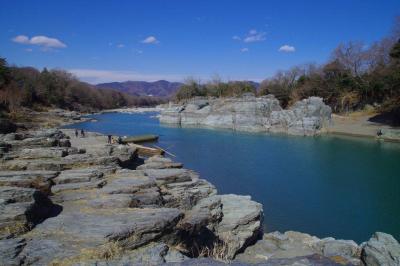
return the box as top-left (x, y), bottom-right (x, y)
top-left (75, 129), bottom-right (85, 138)
top-left (74, 129), bottom-right (123, 144)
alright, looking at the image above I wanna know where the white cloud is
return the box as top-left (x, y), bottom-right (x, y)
top-left (232, 35), bottom-right (241, 41)
top-left (69, 69), bottom-right (184, 84)
top-left (133, 49), bottom-right (143, 54)
top-left (243, 29), bottom-right (266, 43)
top-left (141, 36), bottom-right (159, 44)
top-left (278, 44), bottom-right (296, 52)
top-left (12, 35), bottom-right (66, 48)
top-left (240, 48), bottom-right (249, 52)
top-left (30, 36), bottom-right (66, 48)
top-left (12, 35), bottom-right (30, 44)
top-left (249, 29), bottom-right (258, 35)
top-left (117, 44), bottom-right (125, 48)
top-left (25, 48), bottom-right (33, 52)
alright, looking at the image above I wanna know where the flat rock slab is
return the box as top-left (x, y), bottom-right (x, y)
top-left (137, 155), bottom-right (184, 170)
top-left (102, 170), bottom-right (155, 194)
top-left (0, 170), bottom-right (59, 193)
top-left (51, 179), bottom-right (106, 193)
top-left (53, 168), bottom-right (104, 184)
top-left (19, 147), bottom-right (69, 159)
top-left (33, 207), bottom-right (183, 250)
top-left (144, 168), bottom-right (196, 185)
top-left (137, 161), bottom-right (183, 170)
top-left (17, 238), bottom-right (80, 266)
top-left (88, 194), bottom-right (135, 208)
top-left (0, 159), bottom-right (65, 171)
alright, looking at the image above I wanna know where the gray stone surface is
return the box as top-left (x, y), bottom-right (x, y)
top-left (19, 147), bottom-right (69, 159)
top-left (137, 155), bottom-right (184, 170)
top-left (361, 232), bottom-right (400, 266)
top-left (0, 170), bottom-right (58, 193)
top-left (215, 194), bottom-right (263, 259)
top-left (0, 238), bottom-right (25, 266)
top-left (1, 127), bottom-right (398, 266)
top-left (33, 207), bottom-right (183, 249)
top-left (236, 231), bottom-right (362, 265)
top-left (160, 95), bottom-right (331, 136)
top-left (51, 179), bottom-right (106, 193)
top-left (53, 168), bottom-right (103, 184)
top-left (0, 186), bottom-right (60, 238)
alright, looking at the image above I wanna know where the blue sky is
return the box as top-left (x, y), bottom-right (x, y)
top-left (1, 0), bottom-right (399, 83)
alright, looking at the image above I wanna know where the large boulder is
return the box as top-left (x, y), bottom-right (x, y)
top-left (214, 194), bottom-right (263, 259)
top-left (361, 232), bottom-right (400, 266)
top-left (236, 231), bottom-right (362, 265)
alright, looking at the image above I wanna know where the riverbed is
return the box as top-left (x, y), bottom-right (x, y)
top-left (65, 112), bottom-right (400, 243)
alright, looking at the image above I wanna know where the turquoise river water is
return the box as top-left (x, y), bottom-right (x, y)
top-left (65, 112), bottom-right (400, 243)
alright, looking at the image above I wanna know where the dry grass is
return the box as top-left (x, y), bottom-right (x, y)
top-left (0, 221), bottom-right (30, 237)
top-left (49, 241), bottom-right (123, 266)
top-left (174, 235), bottom-right (235, 263)
top-left (198, 241), bottom-right (233, 262)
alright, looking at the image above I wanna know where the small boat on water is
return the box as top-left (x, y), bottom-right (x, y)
top-left (121, 134), bottom-right (159, 144)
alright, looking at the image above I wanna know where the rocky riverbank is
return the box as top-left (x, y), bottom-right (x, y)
top-left (0, 117), bottom-right (399, 265)
top-left (159, 94), bottom-right (332, 136)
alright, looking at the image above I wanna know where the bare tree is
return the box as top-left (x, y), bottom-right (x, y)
top-left (331, 41), bottom-right (367, 76)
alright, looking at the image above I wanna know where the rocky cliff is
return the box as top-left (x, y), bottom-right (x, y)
top-left (0, 124), bottom-right (399, 265)
top-left (0, 128), bottom-right (264, 265)
top-left (159, 94), bottom-right (332, 136)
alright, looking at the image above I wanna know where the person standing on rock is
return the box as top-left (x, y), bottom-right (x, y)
top-left (75, 129), bottom-right (79, 138)
top-left (108, 134), bottom-right (112, 144)
top-left (80, 129), bottom-right (85, 138)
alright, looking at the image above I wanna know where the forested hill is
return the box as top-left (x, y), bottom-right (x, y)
top-left (96, 80), bottom-right (183, 98)
top-left (0, 59), bottom-right (163, 113)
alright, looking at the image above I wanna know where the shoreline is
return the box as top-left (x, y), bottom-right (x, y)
top-left (0, 111), bottom-right (399, 265)
top-left (327, 113), bottom-right (400, 143)
top-left (104, 106), bottom-right (400, 144)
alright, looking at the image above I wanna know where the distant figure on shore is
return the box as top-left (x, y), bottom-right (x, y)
top-left (108, 134), bottom-right (112, 144)
top-left (81, 129), bottom-right (85, 138)
top-left (75, 129), bottom-right (79, 138)
top-left (117, 136), bottom-right (123, 144)
top-left (377, 129), bottom-right (383, 137)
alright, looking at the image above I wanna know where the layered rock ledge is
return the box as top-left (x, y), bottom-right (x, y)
top-left (0, 127), bottom-right (399, 265)
top-left (159, 94), bottom-right (332, 136)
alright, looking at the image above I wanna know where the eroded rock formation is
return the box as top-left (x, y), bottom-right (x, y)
top-left (0, 128), bottom-right (263, 265)
top-left (0, 126), bottom-right (398, 265)
top-left (160, 94), bottom-right (332, 136)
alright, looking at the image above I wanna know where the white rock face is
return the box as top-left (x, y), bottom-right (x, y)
top-left (159, 94), bottom-right (332, 136)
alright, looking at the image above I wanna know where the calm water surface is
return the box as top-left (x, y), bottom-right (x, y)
top-left (66, 112), bottom-right (400, 243)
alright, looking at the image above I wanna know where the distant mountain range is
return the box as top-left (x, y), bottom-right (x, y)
top-left (96, 80), bottom-right (183, 98)
top-left (96, 80), bottom-right (261, 98)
